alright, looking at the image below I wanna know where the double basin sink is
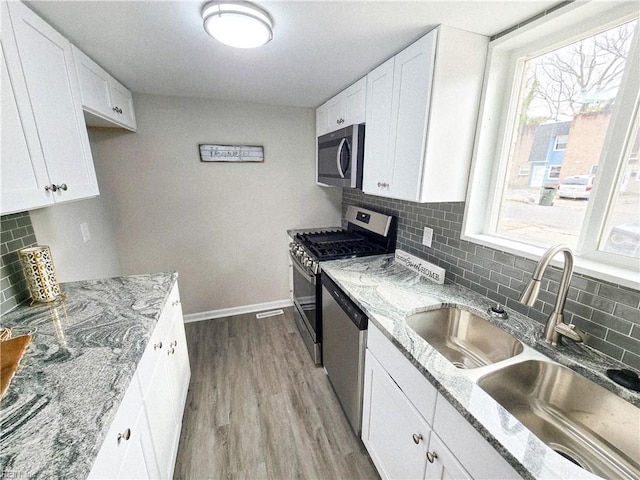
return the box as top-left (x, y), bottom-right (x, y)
top-left (406, 307), bottom-right (640, 479)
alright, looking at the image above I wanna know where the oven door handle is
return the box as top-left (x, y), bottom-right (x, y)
top-left (290, 252), bottom-right (316, 285)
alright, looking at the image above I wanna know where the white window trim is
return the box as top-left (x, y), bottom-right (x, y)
top-left (553, 135), bottom-right (568, 151)
top-left (462, 0), bottom-right (640, 291)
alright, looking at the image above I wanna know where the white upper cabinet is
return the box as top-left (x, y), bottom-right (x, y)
top-left (1, 0), bottom-right (99, 215)
top-left (1, 4), bottom-right (52, 213)
top-left (362, 26), bottom-right (488, 203)
top-left (72, 45), bottom-right (137, 131)
top-left (316, 77), bottom-right (366, 137)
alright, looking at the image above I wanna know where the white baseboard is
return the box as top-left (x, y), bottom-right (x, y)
top-left (183, 298), bottom-right (294, 323)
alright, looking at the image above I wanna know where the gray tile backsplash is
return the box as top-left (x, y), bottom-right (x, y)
top-left (343, 189), bottom-right (640, 369)
top-left (1, 212), bottom-right (37, 313)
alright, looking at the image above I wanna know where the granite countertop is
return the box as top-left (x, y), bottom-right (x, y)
top-left (0, 272), bottom-right (178, 479)
top-left (321, 254), bottom-right (640, 480)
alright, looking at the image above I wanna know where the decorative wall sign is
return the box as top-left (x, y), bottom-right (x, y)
top-left (199, 144), bottom-right (264, 163)
top-left (395, 249), bottom-right (446, 284)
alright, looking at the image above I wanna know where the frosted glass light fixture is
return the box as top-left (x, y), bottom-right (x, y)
top-left (202, 1), bottom-right (273, 49)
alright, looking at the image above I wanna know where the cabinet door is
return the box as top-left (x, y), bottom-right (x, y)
top-left (89, 374), bottom-right (156, 480)
top-left (342, 77), bottom-right (366, 125)
top-left (424, 434), bottom-right (472, 480)
top-left (326, 95), bottom-right (344, 131)
top-left (109, 78), bottom-right (137, 130)
top-left (388, 31), bottom-right (436, 200)
top-left (72, 45), bottom-right (113, 120)
top-left (7, 1), bottom-right (98, 202)
top-left (362, 350), bottom-right (431, 480)
top-left (0, 11), bottom-right (52, 214)
top-left (362, 58), bottom-right (394, 195)
top-left (316, 104), bottom-right (329, 137)
top-left (166, 307), bottom-right (190, 414)
top-left (143, 349), bottom-right (180, 480)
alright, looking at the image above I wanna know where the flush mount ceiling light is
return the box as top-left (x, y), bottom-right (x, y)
top-left (202, 1), bottom-right (273, 49)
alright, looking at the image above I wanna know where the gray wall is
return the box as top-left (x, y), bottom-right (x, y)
top-left (0, 212), bottom-right (37, 312)
top-left (29, 193), bottom-right (122, 283)
top-left (91, 93), bottom-right (341, 315)
top-left (343, 189), bottom-right (640, 369)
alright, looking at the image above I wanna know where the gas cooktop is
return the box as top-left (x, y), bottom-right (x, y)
top-left (295, 230), bottom-right (388, 261)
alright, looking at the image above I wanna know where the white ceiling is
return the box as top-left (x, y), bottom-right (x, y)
top-left (26, 0), bottom-right (561, 108)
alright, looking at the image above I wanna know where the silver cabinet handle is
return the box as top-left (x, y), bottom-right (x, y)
top-left (167, 346), bottom-right (175, 355)
top-left (112, 106), bottom-right (123, 114)
top-left (412, 433), bottom-right (423, 444)
top-left (45, 184), bottom-right (68, 192)
top-left (172, 300), bottom-right (181, 307)
top-left (171, 340), bottom-right (177, 347)
top-left (117, 428), bottom-right (131, 443)
top-left (377, 182), bottom-right (389, 189)
top-left (154, 341), bottom-right (163, 350)
top-left (426, 451), bottom-right (438, 463)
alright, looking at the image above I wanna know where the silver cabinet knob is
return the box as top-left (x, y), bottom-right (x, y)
top-left (426, 451), bottom-right (438, 463)
top-left (154, 341), bottom-right (163, 350)
top-left (117, 428), bottom-right (131, 443)
top-left (45, 184), bottom-right (68, 192)
top-left (412, 433), bottom-right (423, 444)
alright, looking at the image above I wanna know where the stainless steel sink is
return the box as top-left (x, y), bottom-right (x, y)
top-left (405, 307), bottom-right (523, 368)
top-left (478, 360), bottom-right (640, 479)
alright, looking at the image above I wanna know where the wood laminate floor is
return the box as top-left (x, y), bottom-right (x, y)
top-left (173, 307), bottom-right (379, 480)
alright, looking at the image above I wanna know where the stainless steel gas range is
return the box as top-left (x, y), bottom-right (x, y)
top-left (288, 205), bottom-right (396, 365)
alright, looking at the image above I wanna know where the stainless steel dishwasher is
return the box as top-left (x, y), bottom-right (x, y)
top-left (321, 273), bottom-right (368, 436)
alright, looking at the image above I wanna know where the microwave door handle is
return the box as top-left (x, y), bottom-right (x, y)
top-left (336, 138), bottom-right (347, 178)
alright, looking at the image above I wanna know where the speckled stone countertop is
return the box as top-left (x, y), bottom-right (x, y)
top-left (321, 255), bottom-right (640, 480)
top-left (0, 272), bottom-right (178, 479)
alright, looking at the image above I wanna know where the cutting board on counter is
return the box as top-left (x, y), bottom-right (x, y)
top-left (1, 334), bottom-right (32, 398)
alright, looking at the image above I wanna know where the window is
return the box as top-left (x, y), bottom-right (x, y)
top-left (464, 2), bottom-right (640, 288)
top-left (554, 135), bottom-right (568, 151)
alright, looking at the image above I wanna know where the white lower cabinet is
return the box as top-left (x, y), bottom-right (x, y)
top-left (362, 351), bottom-right (433, 480)
top-left (362, 322), bottom-right (519, 480)
top-left (424, 433), bottom-right (471, 480)
top-left (88, 373), bottom-right (158, 479)
top-left (89, 283), bottom-right (191, 480)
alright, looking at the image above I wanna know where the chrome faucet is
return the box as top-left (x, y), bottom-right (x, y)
top-left (519, 244), bottom-right (584, 345)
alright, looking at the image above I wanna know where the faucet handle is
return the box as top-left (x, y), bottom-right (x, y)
top-left (554, 323), bottom-right (586, 343)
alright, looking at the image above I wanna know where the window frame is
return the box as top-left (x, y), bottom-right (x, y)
top-left (462, 1), bottom-right (640, 290)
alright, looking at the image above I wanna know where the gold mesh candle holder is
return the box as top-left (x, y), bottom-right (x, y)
top-left (18, 245), bottom-right (64, 305)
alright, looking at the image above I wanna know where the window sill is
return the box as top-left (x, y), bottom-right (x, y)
top-left (461, 233), bottom-right (640, 291)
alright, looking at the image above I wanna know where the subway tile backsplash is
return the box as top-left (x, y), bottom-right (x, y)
top-left (1, 212), bottom-right (37, 313)
top-left (343, 189), bottom-right (640, 369)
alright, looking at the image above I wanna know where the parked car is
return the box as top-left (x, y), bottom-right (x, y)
top-left (557, 175), bottom-right (596, 199)
top-left (604, 222), bottom-right (640, 257)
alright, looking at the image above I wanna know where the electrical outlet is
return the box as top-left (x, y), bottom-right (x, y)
top-left (80, 222), bottom-right (91, 243)
top-left (422, 227), bottom-right (433, 248)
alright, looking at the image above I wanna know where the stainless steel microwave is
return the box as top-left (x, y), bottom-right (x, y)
top-left (317, 124), bottom-right (364, 188)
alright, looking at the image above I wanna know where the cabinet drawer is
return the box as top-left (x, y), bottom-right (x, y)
top-left (434, 395), bottom-right (520, 479)
top-left (367, 322), bottom-right (438, 425)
